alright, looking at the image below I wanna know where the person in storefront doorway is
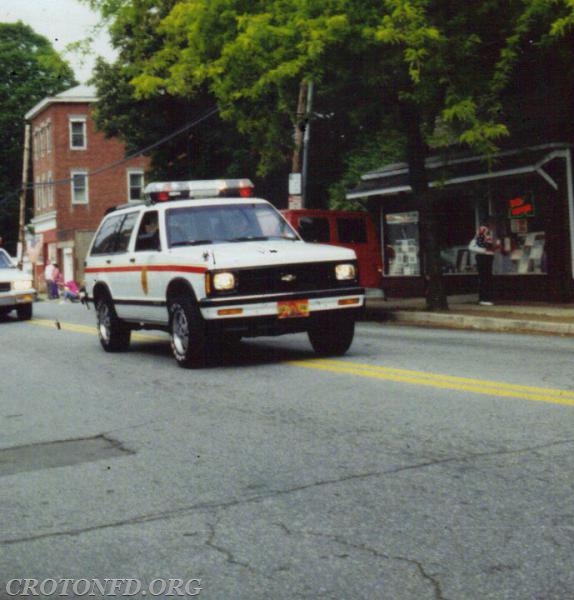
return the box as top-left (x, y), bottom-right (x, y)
top-left (470, 217), bottom-right (499, 306)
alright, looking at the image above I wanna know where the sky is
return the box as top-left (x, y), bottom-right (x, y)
top-left (0, 0), bottom-right (116, 84)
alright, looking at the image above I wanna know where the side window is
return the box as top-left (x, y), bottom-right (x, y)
top-left (298, 217), bottom-right (330, 243)
top-left (128, 170), bottom-right (145, 202)
top-left (69, 117), bottom-right (87, 150)
top-left (71, 171), bottom-right (89, 205)
top-left (116, 212), bottom-right (139, 253)
top-left (135, 211), bottom-right (161, 251)
top-left (337, 218), bottom-right (367, 244)
top-left (90, 214), bottom-right (124, 255)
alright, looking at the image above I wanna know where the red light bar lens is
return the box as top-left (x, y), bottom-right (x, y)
top-left (239, 186), bottom-right (253, 198)
top-left (158, 191), bottom-right (170, 202)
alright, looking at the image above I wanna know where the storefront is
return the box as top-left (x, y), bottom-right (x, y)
top-left (347, 143), bottom-right (574, 301)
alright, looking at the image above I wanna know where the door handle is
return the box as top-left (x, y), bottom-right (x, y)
top-left (130, 258), bottom-right (136, 263)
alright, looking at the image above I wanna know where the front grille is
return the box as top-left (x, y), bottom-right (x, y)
top-left (0, 283), bottom-right (10, 292)
top-left (230, 261), bottom-right (353, 296)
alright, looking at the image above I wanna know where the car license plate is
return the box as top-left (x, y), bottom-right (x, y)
top-left (278, 299), bottom-right (309, 318)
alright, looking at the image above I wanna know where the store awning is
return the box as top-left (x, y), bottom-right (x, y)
top-left (346, 142), bottom-right (573, 200)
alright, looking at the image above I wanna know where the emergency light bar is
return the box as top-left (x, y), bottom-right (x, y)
top-left (144, 179), bottom-right (254, 203)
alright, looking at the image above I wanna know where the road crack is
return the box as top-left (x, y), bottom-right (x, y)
top-left (3, 438), bottom-right (573, 546)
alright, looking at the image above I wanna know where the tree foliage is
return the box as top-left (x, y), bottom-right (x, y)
top-left (86, 0), bottom-right (573, 307)
top-left (0, 22), bottom-right (76, 252)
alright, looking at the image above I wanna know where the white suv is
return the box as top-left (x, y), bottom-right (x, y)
top-left (84, 179), bottom-right (364, 367)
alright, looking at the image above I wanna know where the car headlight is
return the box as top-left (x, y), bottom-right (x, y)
top-left (212, 271), bottom-right (237, 291)
top-left (335, 263), bottom-right (356, 281)
top-left (12, 279), bottom-right (33, 291)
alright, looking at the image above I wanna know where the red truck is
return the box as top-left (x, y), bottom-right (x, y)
top-left (282, 209), bottom-right (384, 295)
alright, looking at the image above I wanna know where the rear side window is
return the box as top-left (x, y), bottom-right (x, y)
top-left (90, 212), bottom-right (138, 255)
top-left (337, 218), bottom-right (367, 244)
top-left (298, 217), bottom-right (330, 243)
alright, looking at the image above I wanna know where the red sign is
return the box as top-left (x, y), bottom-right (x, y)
top-left (508, 196), bottom-right (535, 218)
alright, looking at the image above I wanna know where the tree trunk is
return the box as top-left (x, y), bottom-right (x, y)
top-left (401, 101), bottom-right (448, 311)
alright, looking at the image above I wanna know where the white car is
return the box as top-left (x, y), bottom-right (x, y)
top-left (84, 179), bottom-right (365, 367)
top-left (0, 248), bottom-right (35, 320)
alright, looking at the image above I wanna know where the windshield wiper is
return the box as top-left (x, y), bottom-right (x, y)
top-left (229, 236), bottom-right (270, 242)
top-left (170, 239), bottom-right (214, 247)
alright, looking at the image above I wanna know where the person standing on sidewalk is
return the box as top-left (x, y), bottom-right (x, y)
top-left (44, 261), bottom-right (56, 299)
top-left (470, 217), bottom-right (499, 306)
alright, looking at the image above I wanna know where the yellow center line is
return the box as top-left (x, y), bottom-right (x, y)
top-left (289, 358), bottom-right (574, 407)
top-left (28, 318), bottom-right (574, 406)
top-left (30, 318), bottom-right (165, 342)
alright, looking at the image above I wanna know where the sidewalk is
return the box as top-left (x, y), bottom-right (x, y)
top-left (364, 294), bottom-right (574, 336)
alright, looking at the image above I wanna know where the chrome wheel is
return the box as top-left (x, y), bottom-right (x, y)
top-left (95, 296), bottom-right (130, 352)
top-left (171, 302), bottom-right (190, 358)
top-left (169, 296), bottom-right (209, 368)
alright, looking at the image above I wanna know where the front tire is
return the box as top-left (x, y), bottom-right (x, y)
top-left (169, 296), bottom-right (210, 368)
top-left (308, 312), bottom-right (355, 356)
top-left (96, 295), bottom-right (131, 352)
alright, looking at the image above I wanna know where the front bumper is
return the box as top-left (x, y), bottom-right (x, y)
top-left (199, 287), bottom-right (364, 320)
top-left (199, 287), bottom-right (364, 337)
top-left (0, 290), bottom-right (36, 307)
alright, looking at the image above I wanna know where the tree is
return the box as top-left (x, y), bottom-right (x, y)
top-left (0, 22), bottom-right (76, 254)
top-left (124, 0), bottom-right (520, 309)
top-left (86, 0), bottom-right (572, 309)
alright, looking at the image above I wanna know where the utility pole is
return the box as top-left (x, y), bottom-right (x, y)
top-left (17, 123), bottom-right (31, 270)
top-left (301, 80), bottom-right (313, 208)
top-left (289, 80), bottom-right (308, 209)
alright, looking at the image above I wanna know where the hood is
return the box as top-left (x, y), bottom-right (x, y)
top-left (169, 239), bottom-right (357, 269)
top-left (0, 266), bottom-right (32, 283)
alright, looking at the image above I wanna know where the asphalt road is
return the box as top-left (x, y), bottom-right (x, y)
top-left (1, 300), bottom-right (574, 600)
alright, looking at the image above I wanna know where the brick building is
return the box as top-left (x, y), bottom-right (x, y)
top-left (25, 85), bottom-right (149, 290)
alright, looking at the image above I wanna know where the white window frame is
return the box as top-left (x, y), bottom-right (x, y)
top-left (47, 171), bottom-right (54, 207)
top-left (127, 169), bottom-right (145, 202)
top-left (69, 116), bottom-right (87, 150)
top-left (71, 170), bottom-right (89, 205)
top-left (46, 121), bottom-right (52, 155)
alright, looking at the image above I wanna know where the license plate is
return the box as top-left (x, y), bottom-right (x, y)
top-left (277, 299), bottom-right (309, 319)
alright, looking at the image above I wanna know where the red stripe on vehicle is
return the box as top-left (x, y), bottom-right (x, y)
top-left (84, 265), bottom-right (208, 274)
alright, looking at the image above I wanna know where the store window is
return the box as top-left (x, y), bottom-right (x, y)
top-left (385, 211), bottom-right (420, 276)
top-left (437, 199), bottom-right (477, 275)
top-left (493, 193), bottom-right (546, 275)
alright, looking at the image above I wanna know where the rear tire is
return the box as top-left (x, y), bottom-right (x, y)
top-left (169, 296), bottom-right (210, 368)
top-left (308, 312), bottom-right (355, 356)
top-left (16, 303), bottom-right (32, 321)
top-left (96, 295), bottom-right (131, 352)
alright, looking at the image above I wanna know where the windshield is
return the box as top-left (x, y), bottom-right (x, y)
top-left (0, 249), bottom-right (14, 268)
top-left (166, 203), bottom-right (299, 248)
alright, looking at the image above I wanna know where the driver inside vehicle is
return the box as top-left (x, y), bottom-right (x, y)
top-left (136, 212), bottom-right (160, 251)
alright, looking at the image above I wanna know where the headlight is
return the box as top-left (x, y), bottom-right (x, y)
top-left (212, 271), bottom-right (236, 291)
top-left (12, 279), bottom-right (33, 291)
top-left (335, 263), bottom-right (356, 281)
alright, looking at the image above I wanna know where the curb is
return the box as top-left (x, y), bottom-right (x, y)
top-left (365, 309), bottom-right (574, 336)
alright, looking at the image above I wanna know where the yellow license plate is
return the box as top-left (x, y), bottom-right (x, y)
top-left (278, 299), bottom-right (309, 319)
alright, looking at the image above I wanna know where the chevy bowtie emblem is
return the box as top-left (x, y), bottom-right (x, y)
top-left (281, 273), bottom-right (297, 282)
